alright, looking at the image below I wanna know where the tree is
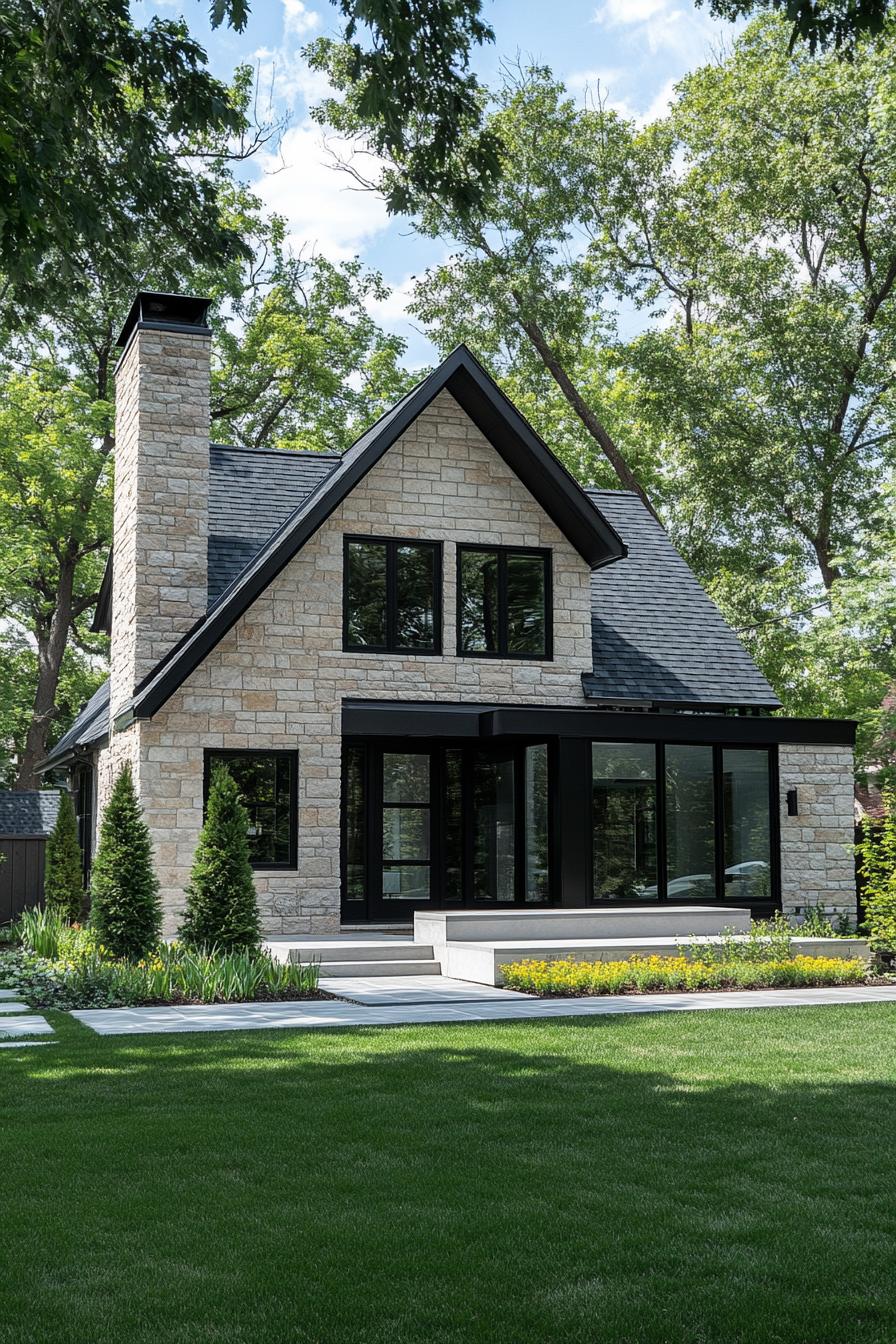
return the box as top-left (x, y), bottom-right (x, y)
top-left (0, 3), bottom-right (265, 327)
top-left (90, 764), bottom-right (161, 960)
top-left (697, 0), bottom-right (892, 51)
top-left (179, 765), bottom-right (260, 952)
top-left (43, 790), bottom-right (83, 922)
top-left (857, 787), bottom-right (896, 950)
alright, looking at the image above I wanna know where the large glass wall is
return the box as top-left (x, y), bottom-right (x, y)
top-left (721, 749), bottom-right (772, 903)
top-left (525, 744), bottom-right (550, 902)
top-left (664, 745), bottom-right (717, 900)
top-left (592, 743), bottom-right (657, 900)
top-left (472, 752), bottom-right (516, 902)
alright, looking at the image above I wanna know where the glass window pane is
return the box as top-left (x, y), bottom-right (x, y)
top-left (207, 754), bottom-right (293, 866)
top-left (346, 541), bottom-right (387, 647)
top-left (382, 753), bottom-right (430, 804)
top-left (592, 743), bottom-right (657, 900)
top-left (345, 745), bottom-right (365, 902)
top-left (443, 749), bottom-right (463, 903)
top-left (460, 550), bottom-right (499, 652)
top-left (383, 807), bottom-right (430, 861)
top-left (525, 744), bottom-right (550, 902)
top-left (507, 554), bottom-right (547, 655)
top-left (382, 865), bottom-right (431, 900)
top-left (395, 544), bottom-right (436, 649)
top-left (472, 753), bottom-right (515, 901)
top-left (665, 745), bottom-right (716, 900)
top-left (722, 749), bottom-right (771, 903)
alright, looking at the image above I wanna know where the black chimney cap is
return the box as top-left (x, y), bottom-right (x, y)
top-left (116, 291), bottom-right (212, 349)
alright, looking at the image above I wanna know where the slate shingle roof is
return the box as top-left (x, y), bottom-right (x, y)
top-left (208, 444), bottom-right (340, 602)
top-left (0, 789), bottom-right (61, 836)
top-left (584, 490), bottom-right (780, 709)
top-left (40, 681), bottom-right (111, 770)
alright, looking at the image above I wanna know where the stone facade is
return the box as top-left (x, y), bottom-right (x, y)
top-left (110, 327), bottom-right (210, 717)
top-left (779, 743), bottom-right (856, 920)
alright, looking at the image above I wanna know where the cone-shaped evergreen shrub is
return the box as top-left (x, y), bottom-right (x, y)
top-left (179, 764), bottom-right (261, 952)
top-left (90, 764), bottom-right (161, 960)
top-left (44, 790), bottom-right (84, 921)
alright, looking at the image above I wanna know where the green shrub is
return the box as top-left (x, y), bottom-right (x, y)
top-left (682, 913), bottom-right (794, 965)
top-left (13, 905), bottom-right (67, 958)
top-left (799, 905), bottom-right (837, 938)
top-left (501, 952), bottom-right (868, 996)
top-left (90, 764), bottom-right (162, 960)
top-left (857, 789), bottom-right (896, 952)
top-left (179, 764), bottom-right (260, 952)
top-left (43, 790), bottom-right (84, 921)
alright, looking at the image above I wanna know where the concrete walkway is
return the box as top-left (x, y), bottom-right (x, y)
top-left (0, 988), bottom-right (54, 1047)
top-left (70, 982), bottom-right (896, 1036)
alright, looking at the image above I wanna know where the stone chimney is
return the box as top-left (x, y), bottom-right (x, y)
top-left (110, 292), bottom-right (212, 717)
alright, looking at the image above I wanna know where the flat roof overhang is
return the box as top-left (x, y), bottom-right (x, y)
top-left (341, 699), bottom-right (857, 747)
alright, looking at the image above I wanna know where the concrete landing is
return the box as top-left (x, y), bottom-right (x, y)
top-left (319, 974), bottom-right (529, 1005)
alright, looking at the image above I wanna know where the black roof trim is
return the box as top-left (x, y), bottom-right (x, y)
top-left (130, 346), bottom-right (627, 720)
top-left (116, 291), bottom-right (212, 349)
top-left (91, 551), bottom-right (113, 635)
top-left (343, 698), bottom-right (856, 747)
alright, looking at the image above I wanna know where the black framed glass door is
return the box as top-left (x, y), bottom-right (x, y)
top-left (341, 739), bottom-right (554, 920)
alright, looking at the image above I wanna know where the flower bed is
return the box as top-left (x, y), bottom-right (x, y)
top-left (0, 912), bottom-right (320, 1010)
top-left (501, 953), bottom-right (869, 997)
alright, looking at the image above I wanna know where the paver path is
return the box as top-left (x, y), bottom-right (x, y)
top-left (318, 974), bottom-right (531, 1005)
top-left (71, 982), bottom-right (896, 1036)
top-left (0, 986), bottom-right (54, 1045)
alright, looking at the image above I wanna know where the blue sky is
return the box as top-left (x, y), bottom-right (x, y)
top-left (136, 0), bottom-right (736, 362)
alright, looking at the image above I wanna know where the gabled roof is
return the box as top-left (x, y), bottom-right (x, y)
top-left (38, 681), bottom-right (110, 772)
top-left (584, 490), bottom-right (781, 710)
top-left (0, 789), bottom-right (61, 836)
top-left (127, 345), bottom-right (627, 722)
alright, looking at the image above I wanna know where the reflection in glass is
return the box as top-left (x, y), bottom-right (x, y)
top-left (507, 554), bottom-right (547, 655)
top-left (525, 744), bottom-right (550, 902)
top-left (380, 751), bottom-right (431, 903)
top-left (472, 753), bottom-right (515, 901)
top-left (722, 749), bottom-right (771, 902)
top-left (459, 550), bottom-right (499, 652)
top-left (206, 753), bottom-right (293, 866)
top-left (665, 744), bottom-right (716, 899)
top-left (395, 544), bottom-right (435, 648)
top-left (344, 745), bottom-right (365, 901)
top-left (444, 749), bottom-right (463, 903)
top-left (345, 541), bottom-right (387, 646)
top-left (382, 865), bottom-right (430, 900)
top-left (383, 753), bottom-right (429, 804)
top-left (382, 807), bottom-right (429, 860)
top-left (592, 743), bottom-right (657, 900)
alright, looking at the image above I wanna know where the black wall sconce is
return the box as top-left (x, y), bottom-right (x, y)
top-left (786, 788), bottom-right (799, 816)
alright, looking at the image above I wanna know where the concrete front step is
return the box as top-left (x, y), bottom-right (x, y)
top-left (314, 958), bottom-right (442, 978)
top-left (276, 940), bottom-right (434, 966)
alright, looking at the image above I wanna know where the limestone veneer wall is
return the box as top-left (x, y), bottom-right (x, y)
top-left (778, 743), bottom-right (856, 920)
top-left (122, 390), bottom-right (596, 934)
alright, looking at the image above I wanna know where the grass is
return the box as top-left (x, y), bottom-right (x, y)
top-left (2, 1007), bottom-right (896, 1344)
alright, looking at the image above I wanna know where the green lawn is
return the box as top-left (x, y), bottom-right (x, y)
top-left (2, 1007), bottom-right (896, 1344)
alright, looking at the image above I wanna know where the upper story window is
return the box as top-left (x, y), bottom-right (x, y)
top-left (457, 546), bottom-right (552, 659)
top-left (344, 536), bottom-right (442, 654)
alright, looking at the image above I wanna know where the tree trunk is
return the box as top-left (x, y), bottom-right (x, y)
top-left (14, 560), bottom-right (77, 790)
top-left (514, 309), bottom-right (660, 521)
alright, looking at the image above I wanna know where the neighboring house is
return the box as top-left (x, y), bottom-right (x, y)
top-left (40, 293), bottom-right (857, 935)
top-left (0, 790), bottom-right (61, 922)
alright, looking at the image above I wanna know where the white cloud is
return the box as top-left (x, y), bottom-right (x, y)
top-left (254, 121), bottom-right (391, 260)
top-left (282, 0), bottom-right (319, 35)
top-left (595, 0), bottom-right (669, 21)
top-left (592, 0), bottom-right (718, 57)
top-left (366, 272), bottom-right (420, 325)
top-left (641, 76), bottom-right (678, 122)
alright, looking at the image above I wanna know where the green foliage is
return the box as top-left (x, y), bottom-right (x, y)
top-left (697, 0), bottom-right (891, 51)
top-left (0, 2), bottom-right (251, 325)
top-left (857, 788), bottom-right (896, 949)
top-left (43, 792), bottom-right (83, 921)
top-left (308, 0), bottom-right (500, 216)
top-left (0, 939), bottom-right (318, 1010)
top-left (501, 951), bottom-right (868, 995)
top-left (799, 905), bottom-right (837, 938)
top-left (12, 905), bottom-right (67, 959)
top-left (180, 765), bottom-right (261, 952)
top-left (90, 765), bottom-right (161, 961)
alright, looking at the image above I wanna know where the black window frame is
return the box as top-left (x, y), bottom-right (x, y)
top-left (588, 739), bottom-right (780, 908)
top-left (203, 748), bottom-right (299, 871)
top-left (343, 535), bottom-right (443, 655)
top-left (456, 544), bottom-right (553, 660)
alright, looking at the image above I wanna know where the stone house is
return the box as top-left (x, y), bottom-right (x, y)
top-left (41, 293), bottom-right (857, 936)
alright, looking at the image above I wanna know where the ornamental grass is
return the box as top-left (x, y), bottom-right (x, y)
top-left (501, 953), bottom-right (868, 996)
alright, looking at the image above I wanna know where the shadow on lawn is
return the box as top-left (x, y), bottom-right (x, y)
top-left (3, 1011), bottom-right (895, 1343)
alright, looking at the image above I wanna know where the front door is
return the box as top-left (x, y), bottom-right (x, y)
top-left (342, 740), bottom-right (553, 922)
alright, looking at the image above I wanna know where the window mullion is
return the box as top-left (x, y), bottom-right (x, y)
top-left (386, 541), bottom-right (397, 652)
top-left (498, 551), bottom-right (508, 656)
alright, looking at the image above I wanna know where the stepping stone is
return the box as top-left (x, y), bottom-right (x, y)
top-left (0, 1003), bottom-right (29, 1014)
top-left (0, 989), bottom-right (21, 999)
top-left (0, 1039), bottom-right (54, 1049)
top-left (0, 1016), bottom-right (53, 1037)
